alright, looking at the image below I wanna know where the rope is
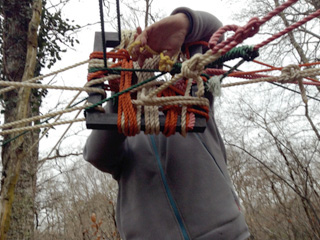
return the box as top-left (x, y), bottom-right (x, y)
top-left (0, 80), bottom-right (106, 94)
top-left (0, 103), bottom-right (91, 130)
top-left (117, 59), bottom-right (138, 136)
top-left (2, 0), bottom-right (319, 139)
top-left (87, 47), bottom-right (211, 136)
top-left (128, 41), bottom-right (178, 71)
top-left (205, 61), bottom-right (320, 86)
top-left (0, 59), bottom-right (89, 95)
top-left (252, 60), bottom-right (320, 83)
top-left (221, 66), bottom-right (320, 87)
top-left (208, 0), bottom-right (298, 55)
top-left (254, 9), bottom-right (320, 50)
top-left (37, 92), bottom-right (84, 157)
top-left (134, 56), bottom-right (161, 135)
top-left (0, 118), bottom-right (85, 135)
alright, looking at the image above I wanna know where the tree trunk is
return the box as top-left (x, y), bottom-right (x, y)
top-left (0, 0), bottom-right (42, 239)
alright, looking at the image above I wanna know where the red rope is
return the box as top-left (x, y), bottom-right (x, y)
top-left (252, 60), bottom-right (320, 84)
top-left (258, 0), bottom-right (298, 26)
top-left (254, 9), bottom-right (320, 50)
top-left (206, 61), bottom-right (320, 86)
top-left (209, 18), bottom-right (260, 55)
top-left (90, 49), bottom-right (130, 61)
top-left (184, 41), bottom-right (208, 59)
top-left (208, 0), bottom-right (299, 55)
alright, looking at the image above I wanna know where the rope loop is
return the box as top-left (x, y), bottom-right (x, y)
top-left (209, 17), bottom-right (261, 55)
top-left (208, 25), bottom-right (238, 52)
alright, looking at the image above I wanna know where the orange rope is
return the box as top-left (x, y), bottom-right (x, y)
top-left (117, 59), bottom-right (138, 136)
top-left (87, 54), bottom-right (125, 92)
top-left (161, 88), bottom-right (180, 137)
top-left (158, 82), bottom-right (209, 136)
top-left (90, 49), bottom-right (131, 61)
top-left (188, 107), bottom-right (209, 121)
top-left (184, 41), bottom-right (208, 59)
top-left (251, 60), bottom-right (320, 83)
top-left (88, 49), bottom-right (210, 136)
top-left (87, 70), bottom-right (108, 81)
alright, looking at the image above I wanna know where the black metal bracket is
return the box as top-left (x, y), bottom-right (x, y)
top-left (93, 32), bottom-right (121, 52)
top-left (85, 33), bottom-right (208, 133)
top-left (86, 112), bottom-right (207, 132)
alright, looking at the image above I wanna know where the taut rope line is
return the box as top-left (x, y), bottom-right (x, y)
top-left (0, 104), bottom-right (91, 130)
top-left (221, 67), bottom-right (320, 88)
top-left (0, 118), bottom-right (85, 136)
top-left (0, 59), bottom-right (89, 95)
top-left (0, 80), bottom-right (105, 94)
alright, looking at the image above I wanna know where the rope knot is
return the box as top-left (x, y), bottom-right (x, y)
top-left (181, 53), bottom-right (205, 78)
top-left (209, 17), bottom-right (261, 55)
top-left (159, 52), bottom-right (174, 72)
top-left (233, 17), bottom-right (260, 45)
top-left (280, 64), bottom-right (302, 83)
top-left (243, 17), bottom-right (260, 38)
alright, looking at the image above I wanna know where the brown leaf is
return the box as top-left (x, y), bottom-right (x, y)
top-left (91, 213), bottom-right (97, 223)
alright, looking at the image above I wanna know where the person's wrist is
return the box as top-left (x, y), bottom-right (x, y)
top-left (173, 13), bottom-right (190, 38)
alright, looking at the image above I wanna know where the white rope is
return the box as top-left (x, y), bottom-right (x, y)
top-left (2, 34), bottom-right (319, 138)
top-left (221, 67), bottom-right (320, 88)
top-left (0, 59), bottom-right (89, 95)
top-left (0, 118), bottom-right (85, 135)
top-left (0, 80), bottom-right (105, 94)
top-left (29, 92), bottom-right (83, 155)
top-left (0, 103), bottom-right (91, 130)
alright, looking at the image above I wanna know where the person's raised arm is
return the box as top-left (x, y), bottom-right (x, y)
top-left (172, 7), bottom-right (223, 44)
top-left (132, 7), bottom-right (223, 66)
top-left (131, 13), bottom-right (190, 67)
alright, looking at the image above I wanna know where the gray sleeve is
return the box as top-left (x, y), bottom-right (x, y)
top-left (171, 7), bottom-right (223, 43)
top-left (83, 103), bottom-right (126, 175)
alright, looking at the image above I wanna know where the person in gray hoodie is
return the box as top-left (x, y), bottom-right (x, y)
top-left (83, 7), bottom-right (250, 240)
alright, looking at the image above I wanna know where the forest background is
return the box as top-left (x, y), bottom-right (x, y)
top-left (0, 0), bottom-right (319, 239)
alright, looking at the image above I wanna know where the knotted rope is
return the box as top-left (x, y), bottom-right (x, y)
top-left (2, 0), bottom-right (319, 138)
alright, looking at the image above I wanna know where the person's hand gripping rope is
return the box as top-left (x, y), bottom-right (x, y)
top-left (131, 13), bottom-right (190, 67)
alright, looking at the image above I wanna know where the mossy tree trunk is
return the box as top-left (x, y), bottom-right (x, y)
top-left (0, 0), bottom-right (42, 239)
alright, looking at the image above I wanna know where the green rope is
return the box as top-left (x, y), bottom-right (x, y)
top-left (172, 45), bottom-right (259, 72)
top-left (88, 67), bottom-right (160, 74)
top-left (1, 46), bottom-right (258, 145)
top-left (88, 46), bottom-right (259, 76)
top-left (219, 59), bottom-right (246, 82)
top-left (1, 97), bottom-right (89, 146)
top-left (85, 72), bottom-right (166, 110)
top-left (1, 131), bottom-right (28, 146)
top-left (208, 45), bottom-right (259, 67)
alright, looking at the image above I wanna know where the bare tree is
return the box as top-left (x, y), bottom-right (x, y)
top-left (32, 1), bottom-right (163, 239)
top-left (0, 0), bottom-right (79, 239)
top-left (214, 2), bottom-right (320, 238)
top-left (35, 159), bottom-right (119, 240)
top-left (219, 79), bottom-right (320, 238)
top-left (0, 1), bottom-right (42, 239)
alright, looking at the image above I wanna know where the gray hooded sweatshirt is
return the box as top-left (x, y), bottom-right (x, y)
top-left (83, 7), bottom-right (250, 240)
